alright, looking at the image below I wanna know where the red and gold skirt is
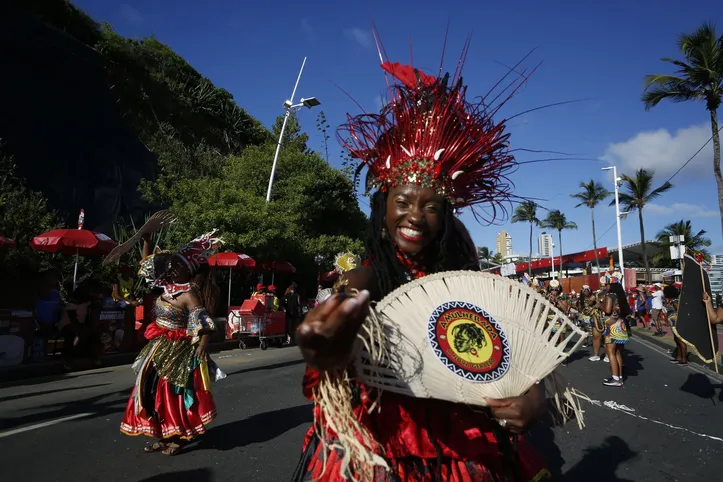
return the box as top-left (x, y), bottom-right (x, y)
top-left (120, 324), bottom-right (217, 440)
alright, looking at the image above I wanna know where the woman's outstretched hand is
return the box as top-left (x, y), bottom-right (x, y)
top-left (485, 383), bottom-right (546, 435)
top-left (296, 290), bottom-right (371, 371)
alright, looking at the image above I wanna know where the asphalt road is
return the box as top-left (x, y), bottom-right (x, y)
top-left (1, 339), bottom-right (722, 481)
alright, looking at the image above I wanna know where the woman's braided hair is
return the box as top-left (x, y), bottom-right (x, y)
top-left (365, 190), bottom-right (479, 297)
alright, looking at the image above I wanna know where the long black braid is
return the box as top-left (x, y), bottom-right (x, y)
top-left (365, 190), bottom-right (479, 297)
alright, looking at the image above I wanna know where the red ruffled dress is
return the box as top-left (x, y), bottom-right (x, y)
top-left (293, 259), bottom-right (551, 481)
top-left (120, 298), bottom-right (219, 440)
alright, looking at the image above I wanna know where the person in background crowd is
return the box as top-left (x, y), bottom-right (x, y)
top-left (650, 284), bottom-right (665, 336)
top-left (632, 288), bottom-right (647, 328)
top-left (702, 292), bottom-right (723, 324)
top-left (35, 270), bottom-right (63, 339)
top-left (284, 282), bottom-right (301, 344)
top-left (663, 285), bottom-right (686, 365)
top-left (252, 284), bottom-right (266, 297)
top-left (113, 265), bottom-right (138, 309)
top-left (602, 280), bottom-right (631, 387)
top-left (267, 285), bottom-right (280, 311)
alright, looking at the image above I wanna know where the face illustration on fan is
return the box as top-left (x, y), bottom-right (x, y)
top-left (428, 301), bottom-right (511, 382)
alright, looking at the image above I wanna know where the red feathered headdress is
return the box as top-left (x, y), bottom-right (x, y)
top-left (339, 43), bottom-right (517, 220)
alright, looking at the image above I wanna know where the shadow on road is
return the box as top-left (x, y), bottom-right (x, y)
top-left (560, 436), bottom-right (636, 481)
top-left (680, 373), bottom-right (723, 404)
top-left (0, 387), bottom-right (130, 431)
top-left (0, 383), bottom-right (111, 403)
top-left (226, 358), bottom-right (305, 377)
top-left (526, 414), bottom-right (565, 478)
top-left (137, 468), bottom-right (213, 482)
top-left (621, 349), bottom-right (644, 378)
top-left (0, 369), bottom-right (115, 388)
top-left (188, 403), bottom-right (313, 452)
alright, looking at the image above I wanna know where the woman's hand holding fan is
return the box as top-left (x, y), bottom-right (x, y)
top-left (297, 290), bottom-right (372, 371)
top-left (486, 384), bottom-right (546, 434)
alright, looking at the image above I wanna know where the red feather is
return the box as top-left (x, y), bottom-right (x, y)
top-left (381, 61), bottom-right (436, 90)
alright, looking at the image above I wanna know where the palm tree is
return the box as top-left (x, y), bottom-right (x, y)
top-left (642, 23), bottom-right (723, 238)
top-left (571, 180), bottom-right (610, 274)
top-left (541, 210), bottom-right (578, 277)
top-left (477, 246), bottom-right (490, 269)
top-left (652, 220), bottom-right (712, 267)
top-left (511, 201), bottom-right (540, 277)
top-left (614, 168), bottom-right (673, 282)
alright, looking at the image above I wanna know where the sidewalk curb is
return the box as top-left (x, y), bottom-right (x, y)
top-left (0, 340), bottom-right (240, 384)
top-left (631, 326), bottom-right (723, 381)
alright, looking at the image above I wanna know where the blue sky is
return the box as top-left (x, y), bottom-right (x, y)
top-left (75, 0), bottom-right (723, 257)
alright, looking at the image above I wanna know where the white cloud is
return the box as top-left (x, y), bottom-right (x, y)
top-left (601, 124), bottom-right (713, 179)
top-left (118, 4), bottom-right (144, 26)
top-left (301, 18), bottom-right (313, 36)
top-left (344, 27), bottom-right (372, 48)
top-left (645, 202), bottom-right (719, 219)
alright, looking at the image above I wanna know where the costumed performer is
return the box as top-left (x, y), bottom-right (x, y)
top-left (601, 276), bottom-right (631, 387)
top-left (293, 42), bottom-right (551, 481)
top-left (120, 231), bottom-right (225, 456)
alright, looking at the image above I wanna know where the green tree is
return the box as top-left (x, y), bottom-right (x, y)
top-left (614, 168), bottom-right (673, 282)
top-left (642, 23), bottom-right (723, 238)
top-left (541, 210), bottom-right (578, 277)
top-left (570, 180), bottom-right (610, 273)
top-left (477, 246), bottom-right (490, 268)
top-left (652, 220), bottom-right (712, 267)
top-left (511, 201), bottom-right (541, 277)
top-left (491, 251), bottom-right (506, 265)
top-left (149, 115), bottom-right (366, 290)
top-left (316, 110), bottom-right (331, 164)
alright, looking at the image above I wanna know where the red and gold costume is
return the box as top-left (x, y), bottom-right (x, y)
top-left (294, 31), bottom-right (550, 481)
top-left (120, 232), bottom-right (223, 441)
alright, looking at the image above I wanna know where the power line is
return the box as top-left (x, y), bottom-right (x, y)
top-left (665, 124), bottom-right (723, 184)
top-left (584, 221), bottom-right (617, 251)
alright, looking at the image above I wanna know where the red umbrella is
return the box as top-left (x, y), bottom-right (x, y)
top-left (30, 229), bottom-right (116, 255)
top-left (321, 270), bottom-right (339, 282)
top-left (0, 236), bottom-right (15, 249)
top-left (208, 252), bottom-right (256, 306)
top-left (31, 228), bottom-right (116, 289)
top-left (208, 252), bottom-right (256, 268)
top-left (256, 260), bottom-right (296, 285)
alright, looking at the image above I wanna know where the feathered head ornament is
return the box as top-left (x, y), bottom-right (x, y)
top-left (174, 230), bottom-right (223, 274)
top-left (334, 252), bottom-right (361, 274)
top-left (339, 50), bottom-right (517, 219)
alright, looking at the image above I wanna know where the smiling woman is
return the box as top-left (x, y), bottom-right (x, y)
top-left (292, 32), bottom-right (552, 481)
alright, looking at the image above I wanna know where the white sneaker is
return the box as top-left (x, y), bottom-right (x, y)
top-left (589, 356), bottom-right (601, 361)
top-left (604, 356), bottom-right (610, 362)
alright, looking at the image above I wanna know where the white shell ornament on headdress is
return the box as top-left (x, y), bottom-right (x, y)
top-left (549, 279), bottom-right (560, 289)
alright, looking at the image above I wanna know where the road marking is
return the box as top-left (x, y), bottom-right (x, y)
top-left (587, 399), bottom-right (723, 443)
top-left (0, 412), bottom-right (94, 439)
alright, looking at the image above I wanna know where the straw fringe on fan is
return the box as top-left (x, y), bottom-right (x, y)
top-left (313, 271), bottom-right (587, 481)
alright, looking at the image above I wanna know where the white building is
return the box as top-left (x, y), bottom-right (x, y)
top-left (538, 232), bottom-right (553, 257)
top-left (710, 254), bottom-right (723, 296)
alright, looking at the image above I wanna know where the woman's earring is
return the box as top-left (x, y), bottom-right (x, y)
top-left (381, 227), bottom-right (388, 240)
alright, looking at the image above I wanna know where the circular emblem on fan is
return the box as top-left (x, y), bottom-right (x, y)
top-left (428, 301), bottom-right (511, 382)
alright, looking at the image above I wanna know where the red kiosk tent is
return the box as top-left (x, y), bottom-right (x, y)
top-left (208, 252), bottom-right (256, 306)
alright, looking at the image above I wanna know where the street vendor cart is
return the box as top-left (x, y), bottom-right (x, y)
top-left (225, 295), bottom-right (286, 349)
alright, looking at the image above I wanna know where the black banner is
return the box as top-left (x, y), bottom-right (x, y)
top-left (674, 254), bottom-right (718, 363)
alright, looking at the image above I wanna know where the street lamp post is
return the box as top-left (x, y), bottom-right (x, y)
top-left (602, 166), bottom-right (626, 290)
top-left (314, 254), bottom-right (324, 286)
top-left (550, 243), bottom-right (555, 280)
top-left (265, 57), bottom-right (321, 203)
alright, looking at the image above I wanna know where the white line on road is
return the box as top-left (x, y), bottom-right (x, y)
top-left (0, 412), bottom-right (94, 439)
top-left (587, 399), bottom-right (723, 443)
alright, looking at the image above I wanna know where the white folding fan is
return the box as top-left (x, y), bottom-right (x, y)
top-left (355, 270), bottom-right (586, 406)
